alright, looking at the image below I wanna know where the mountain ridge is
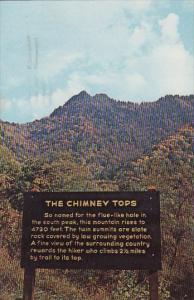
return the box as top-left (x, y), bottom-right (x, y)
top-left (50, 91), bottom-right (194, 118)
top-left (1, 92), bottom-right (194, 125)
top-left (1, 92), bottom-right (194, 179)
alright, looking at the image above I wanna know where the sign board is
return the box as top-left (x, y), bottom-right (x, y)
top-left (21, 192), bottom-right (161, 270)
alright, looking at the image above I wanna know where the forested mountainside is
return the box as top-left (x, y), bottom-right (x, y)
top-left (117, 124), bottom-right (194, 299)
top-left (117, 123), bottom-right (194, 189)
top-left (0, 147), bottom-right (118, 211)
top-left (0, 92), bottom-right (194, 299)
top-left (1, 92), bottom-right (194, 179)
top-left (1, 123), bottom-right (193, 299)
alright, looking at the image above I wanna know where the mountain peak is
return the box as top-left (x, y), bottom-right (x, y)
top-left (77, 90), bottom-right (91, 97)
top-left (94, 92), bottom-right (110, 99)
top-left (50, 90), bottom-right (92, 117)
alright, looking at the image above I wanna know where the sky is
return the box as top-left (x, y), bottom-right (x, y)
top-left (0, 0), bottom-right (194, 123)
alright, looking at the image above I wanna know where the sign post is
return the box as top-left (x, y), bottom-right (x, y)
top-left (149, 270), bottom-right (159, 300)
top-left (147, 187), bottom-right (159, 300)
top-left (23, 268), bottom-right (35, 300)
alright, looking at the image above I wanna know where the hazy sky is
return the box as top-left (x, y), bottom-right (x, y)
top-left (0, 0), bottom-right (194, 123)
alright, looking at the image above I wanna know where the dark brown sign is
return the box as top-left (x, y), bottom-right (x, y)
top-left (21, 192), bottom-right (161, 270)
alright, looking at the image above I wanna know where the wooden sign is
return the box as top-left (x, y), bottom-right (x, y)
top-left (21, 191), bottom-right (161, 270)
